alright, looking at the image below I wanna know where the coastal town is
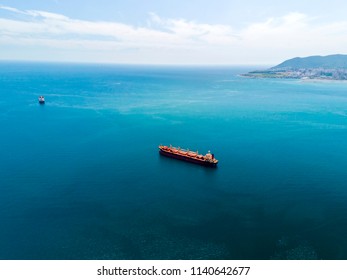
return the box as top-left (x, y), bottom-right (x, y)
top-left (243, 54), bottom-right (347, 80)
top-left (243, 68), bottom-right (347, 80)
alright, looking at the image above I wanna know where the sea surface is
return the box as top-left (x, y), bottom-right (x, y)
top-left (1, 62), bottom-right (347, 260)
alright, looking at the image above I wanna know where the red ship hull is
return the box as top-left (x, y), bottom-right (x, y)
top-left (159, 146), bottom-right (218, 167)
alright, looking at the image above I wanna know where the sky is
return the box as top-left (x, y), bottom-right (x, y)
top-left (1, 0), bottom-right (347, 65)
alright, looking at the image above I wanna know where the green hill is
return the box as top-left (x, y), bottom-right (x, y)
top-left (272, 54), bottom-right (347, 69)
top-left (243, 54), bottom-right (347, 80)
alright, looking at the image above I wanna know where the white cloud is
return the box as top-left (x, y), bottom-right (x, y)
top-left (148, 13), bottom-right (237, 44)
top-left (1, 6), bottom-right (347, 64)
top-left (0, 5), bottom-right (26, 14)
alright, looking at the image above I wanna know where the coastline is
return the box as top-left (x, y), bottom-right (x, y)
top-left (240, 73), bottom-right (347, 83)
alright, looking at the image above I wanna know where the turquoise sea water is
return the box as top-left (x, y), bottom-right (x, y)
top-left (1, 62), bottom-right (347, 259)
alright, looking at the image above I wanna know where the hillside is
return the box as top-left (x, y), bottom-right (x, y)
top-left (272, 54), bottom-right (347, 70)
top-left (243, 54), bottom-right (347, 80)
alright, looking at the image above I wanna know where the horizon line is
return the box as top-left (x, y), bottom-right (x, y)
top-left (0, 59), bottom-right (272, 68)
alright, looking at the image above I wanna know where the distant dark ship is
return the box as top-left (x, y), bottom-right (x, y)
top-left (38, 96), bottom-right (45, 104)
top-left (159, 145), bottom-right (218, 167)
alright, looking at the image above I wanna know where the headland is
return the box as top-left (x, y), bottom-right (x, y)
top-left (243, 54), bottom-right (347, 80)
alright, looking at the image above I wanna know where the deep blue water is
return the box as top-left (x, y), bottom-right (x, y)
top-left (1, 62), bottom-right (347, 259)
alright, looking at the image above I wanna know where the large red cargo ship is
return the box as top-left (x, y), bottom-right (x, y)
top-left (159, 145), bottom-right (218, 167)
